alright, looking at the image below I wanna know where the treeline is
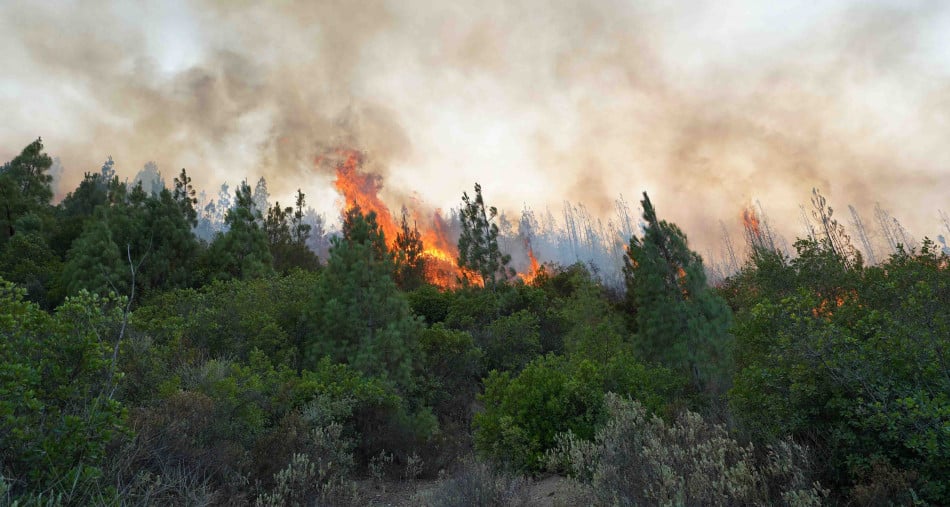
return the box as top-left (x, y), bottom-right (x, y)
top-left (1, 139), bottom-right (947, 505)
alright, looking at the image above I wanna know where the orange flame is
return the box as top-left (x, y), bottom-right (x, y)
top-left (518, 240), bottom-right (542, 284)
top-left (742, 207), bottom-right (761, 238)
top-left (812, 289), bottom-right (857, 318)
top-left (332, 149), bottom-right (399, 243)
top-left (327, 148), bottom-right (497, 289)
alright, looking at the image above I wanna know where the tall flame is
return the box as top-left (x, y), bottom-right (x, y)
top-left (518, 239), bottom-right (542, 284)
top-left (742, 206), bottom-right (761, 238)
top-left (327, 148), bottom-right (507, 289)
top-left (332, 149), bottom-right (399, 243)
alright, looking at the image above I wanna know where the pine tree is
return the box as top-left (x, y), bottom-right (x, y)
top-left (173, 168), bottom-right (198, 227)
top-left (0, 138), bottom-right (54, 245)
top-left (61, 218), bottom-right (123, 296)
top-left (291, 189), bottom-right (312, 245)
top-left (624, 192), bottom-right (734, 395)
top-left (206, 180), bottom-right (273, 280)
top-left (252, 176), bottom-right (270, 223)
top-left (140, 188), bottom-right (199, 292)
top-left (304, 208), bottom-right (419, 391)
top-left (394, 206), bottom-right (426, 290)
top-left (342, 205), bottom-right (391, 264)
top-left (457, 183), bottom-right (512, 288)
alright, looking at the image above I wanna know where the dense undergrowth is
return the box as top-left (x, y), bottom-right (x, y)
top-left (2, 139), bottom-right (948, 505)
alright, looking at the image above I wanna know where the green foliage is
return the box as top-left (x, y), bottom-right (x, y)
top-left (394, 206), bottom-right (427, 291)
top-left (172, 167), bottom-right (198, 227)
top-left (205, 180), bottom-right (273, 281)
top-left (441, 280), bottom-right (562, 361)
top-left (730, 238), bottom-right (950, 503)
top-left (624, 192), bottom-right (734, 396)
top-left (481, 309), bottom-right (542, 373)
top-left (0, 279), bottom-right (126, 501)
top-left (557, 268), bottom-right (628, 365)
top-left (0, 231), bottom-right (63, 308)
top-left (457, 183), bottom-right (513, 289)
top-left (304, 208), bottom-right (422, 392)
top-left (473, 354), bottom-right (681, 472)
top-left (0, 138), bottom-right (54, 247)
top-left (263, 189), bottom-right (320, 274)
top-left (549, 393), bottom-right (826, 506)
top-left (407, 284), bottom-right (452, 324)
top-left (120, 347), bottom-right (430, 503)
top-left (416, 324), bottom-right (484, 422)
top-left (60, 182), bottom-right (200, 300)
top-left (50, 167), bottom-right (113, 257)
top-left (129, 271), bottom-right (319, 378)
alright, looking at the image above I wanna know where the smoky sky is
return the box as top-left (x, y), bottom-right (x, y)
top-left (2, 0), bottom-right (950, 254)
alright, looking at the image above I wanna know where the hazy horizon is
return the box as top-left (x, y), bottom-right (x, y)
top-left (3, 0), bottom-right (950, 260)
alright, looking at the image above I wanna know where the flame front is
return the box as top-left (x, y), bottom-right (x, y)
top-left (332, 149), bottom-right (399, 243)
top-left (328, 149), bottom-right (500, 289)
top-left (518, 239), bottom-right (541, 284)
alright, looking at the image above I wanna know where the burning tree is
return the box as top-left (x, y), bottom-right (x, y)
top-left (393, 206), bottom-right (426, 290)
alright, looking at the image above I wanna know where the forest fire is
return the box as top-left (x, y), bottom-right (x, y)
top-left (742, 205), bottom-right (776, 253)
top-left (518, 242), bottom-right (541, 284)
top-left (327, 148), bottom-right (520, 289)
top-left (742, 206), bottom-right (762, 239)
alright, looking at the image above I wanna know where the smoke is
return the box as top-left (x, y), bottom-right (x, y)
top-left (2, 0), bottom-right (949, 255)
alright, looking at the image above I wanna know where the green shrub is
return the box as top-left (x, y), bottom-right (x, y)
top-left (407, 284), bottom-right (452, 324)
top-left (479, 309), bottom-right (541, 373)
top-left (0, 280), bottom-right (126, 502)
top-left (550, 393), bottom-right (827, 506)
top-left (413, 459), bottom-right (530, 507)
top-left (131, 272), bottom-right (319, 368)
top-left (473, 354), bottom-right (680, 472)
top-left (730, 241), bottom-right (950, 503)
top-left (417, 324), bottom-right (483, 422)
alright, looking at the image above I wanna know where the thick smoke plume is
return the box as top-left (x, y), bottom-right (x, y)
top-left (2, 0), bottom-right (949, 258)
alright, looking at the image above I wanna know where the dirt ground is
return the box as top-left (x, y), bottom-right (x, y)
top-left (361, 474), bottom-right (584, 506)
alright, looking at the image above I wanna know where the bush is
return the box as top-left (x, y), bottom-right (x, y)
top-left (549, 393), bottom-right (827, 506)
top-left (730, 243), bottom-right (950, 503)
top-left (131, 272), bottom-right (319, 368)
top-left (478, 310), bottom-right (542, 373)
top-left (255, 424), bottom-right (360, 507)
top-left (407, 284), bottom-right (452, 324)
top-left (0, 281), bottom-right (126, 502)
top-left (413, 459), bottom-right (530, 507)
top-left (416, 324), bottom-right (483, 422)
top-left (473, 354), bottom-right (681, 472)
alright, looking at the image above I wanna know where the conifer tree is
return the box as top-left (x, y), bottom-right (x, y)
top-left (263, 195), bottom-right (319, 273)
top-left (173, 168), bottom-right (198, 227)
top-left (304, 208), bottom-right (419, 391)
top-left (394, 206), bottom-right (426, 290)
top-left (206, 180), bottom-right (273, 280)
top-left (0, 138), bottom-right (54, 245)
top-left (458, 183), bottom-right (512, 288)
top-left (623, 192), bottom-right (734, 395)
top-left (62, 218), bottom-right (123, 296)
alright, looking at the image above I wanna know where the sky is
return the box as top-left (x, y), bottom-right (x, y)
top-left (2, 0), bottom-right (950, 256)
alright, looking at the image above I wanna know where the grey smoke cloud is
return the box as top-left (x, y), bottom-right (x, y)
top-left (1, 0), bottom-right (949, 256)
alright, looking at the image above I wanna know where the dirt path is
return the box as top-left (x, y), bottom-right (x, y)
top-left (363, 475), bottom-right (583, 506)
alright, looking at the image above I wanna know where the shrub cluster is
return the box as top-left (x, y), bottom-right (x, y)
top-left (549, 393), bottom-right (828, 506)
